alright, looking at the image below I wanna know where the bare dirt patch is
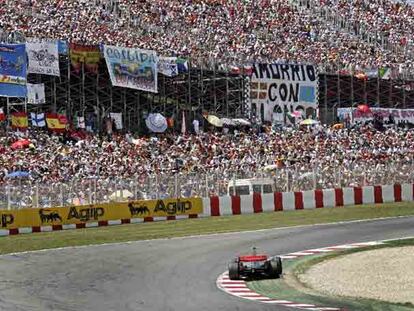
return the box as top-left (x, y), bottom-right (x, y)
top-left (299, 246), bottom-right (414, 305)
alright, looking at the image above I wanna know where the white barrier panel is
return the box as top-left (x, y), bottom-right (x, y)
top-left (303, 191), bottom-right (316, 209)
top-left (240, 195), bottom-right (253, 215)
top-left (282, 192), bottom-right (295, 210)
top-left (323, 189), bottom-right (336, 208)
top-left (362, 186), bottom-right (375, 205)
top-left (262, 193), bottom-right (275, 213)
top-left (343, 187), bottom-right (355, 206)
top-left (382, 185), bottom-right (395, 203)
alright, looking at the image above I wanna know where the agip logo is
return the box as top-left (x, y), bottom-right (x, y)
top-left (0, 214), bottom-right (14, 228)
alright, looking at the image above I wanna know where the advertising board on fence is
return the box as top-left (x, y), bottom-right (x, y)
top-left (0, 198), bottom-right (202, 229)
top-left (26, 38), bottom-right (60, 76)
top-left (250, 63), bottom-right (318, 122)
top-left (103, 45), bottom-right (158, 93)
top-left (0, 43), bottom-right (27, 97)
top-left (337, 107), bottom-right (414, 124)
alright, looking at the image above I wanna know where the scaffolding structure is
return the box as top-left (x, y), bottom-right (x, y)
top-left (1, 30), bottom-right (414, 129)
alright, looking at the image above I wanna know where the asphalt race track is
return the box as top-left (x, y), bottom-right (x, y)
top-left (0, 216), bottom-right (414, 311)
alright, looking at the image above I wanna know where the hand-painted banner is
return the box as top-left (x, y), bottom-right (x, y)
top-left (0, 43), bottom-right (27, 97)
top-left (250, 63), bottom-right (319, 123)
top-left (26, 39), bottom-right (60, 76)
top-left (158, 56), bottom-right (178, 77)
top-left (0, 198), bottom-right (202, 229)
top-left (103, 45), bottom-right (158, 93)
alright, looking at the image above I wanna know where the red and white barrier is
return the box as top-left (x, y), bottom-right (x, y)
top-left (202, 184), bottom-right (414, 217)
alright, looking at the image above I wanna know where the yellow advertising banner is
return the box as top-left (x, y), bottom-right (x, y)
top-left (0, 198), bottom-right (202, 230)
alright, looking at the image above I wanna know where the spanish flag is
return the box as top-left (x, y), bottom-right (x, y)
top-left (11, 112), bottom-right (28, 130)
top-left (46, 113), bottom-right (67, 133)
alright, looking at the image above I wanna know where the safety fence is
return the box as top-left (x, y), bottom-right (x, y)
top-left (0, 183), bottom-right (412, 236)
top-left (1, 160), bottom-right (413, 210)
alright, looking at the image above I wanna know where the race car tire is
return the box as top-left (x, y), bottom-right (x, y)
top-left (268, 257), bottom-right (282, 278)
top-left (229, 263), bottom-right (240, 280)
top-left (274, 257), bottom-right (282, 276)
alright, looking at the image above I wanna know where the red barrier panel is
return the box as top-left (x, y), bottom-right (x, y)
top-left (315, 190), bottom-right (324, 208)
top-left (231, 196), bottom-right (241, 215)
top-left (253, 193), bottom-right (263, 213)
top-left (335, 188), bottom-right (344, 206)
top-left (98, 220), bottom-right (108, 226)
top-left (294, 192), bottom-right (304, 210)
top-left (374, 186), bottom-right (383, 204)
top-left (354, 187), bottom-right (363, 205)
top-left (394, 184), bottom-right (402, 202)
top-left (274, 192), bottom-right (283, 211)
top-left (210, 196), bottom-right (220, 216)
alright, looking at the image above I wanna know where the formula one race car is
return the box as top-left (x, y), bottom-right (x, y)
top-left (228, 248), bottom-right (282, 280)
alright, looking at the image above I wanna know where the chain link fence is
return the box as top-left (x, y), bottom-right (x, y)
top-left (1, 160), bottom-right (413, 210)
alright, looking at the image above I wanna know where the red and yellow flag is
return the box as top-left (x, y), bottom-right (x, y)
top-left (11, 112), bottom-right (28, 130)
top-left (46, 113), bottom-right (67, 133)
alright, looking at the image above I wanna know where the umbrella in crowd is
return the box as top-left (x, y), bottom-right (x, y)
top-left (357, 104), bottom-right (371, 114)
top-left (205, 114), bottom-right (223, 127)
top-left (6, 171), bottom-right (30, 178)
top-left (290, 111), bottom-right (303, 118)
top-left (221, 118), bottom-right (236, 127)
top-left (300, 119), bottom-right (319, 126)
top-left (233, 119), bottom-right (251, 126)
top-left (11, 139), bottom-right (31, 150)
top-left (145, 113), bottom-right (168, 133)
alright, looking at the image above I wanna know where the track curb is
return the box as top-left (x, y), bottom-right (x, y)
top-left (216, 241), bottom-right (383, 310)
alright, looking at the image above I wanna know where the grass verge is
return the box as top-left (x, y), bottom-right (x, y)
top-left (0, 202), bottom-right (414, 255)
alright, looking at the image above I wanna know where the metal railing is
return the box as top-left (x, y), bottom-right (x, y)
top-left (1, 160), bottom-right (413, 210)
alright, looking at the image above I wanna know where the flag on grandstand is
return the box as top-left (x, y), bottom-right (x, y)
top-left (158, 57), bottom-right (178, 77)
top-left (0, 108), bottom-right (5, 121)
top-left (30, 113), bottom-right (46, 127)
top-left (46, 113), bottom-right (67, 132)
top-left (379, 68), bottom-right (391, 80)
top-left (177, 58), bottom-right (189, 73)
top-left (69, 43), bottom-right (100, 74)
top-left (181, 111), bottom-right (186, 134)
top-left (11, 112), bottom-right (28, 130)
top-left (110, 113), bottom-right (123, 130)
top-left (26, 83), bottom-right (45, 104)
top-left (26, 38), bottom-right (60, 76)
top-left (75, 116), bottom-right (85, 129)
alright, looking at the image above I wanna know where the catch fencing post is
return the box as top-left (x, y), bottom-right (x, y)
top-left (35, 182), bottom-right (39, 208)
top-left (60, 183), bottom-right (65, 207)
top-left (6, 185), bottom-right (11, 210)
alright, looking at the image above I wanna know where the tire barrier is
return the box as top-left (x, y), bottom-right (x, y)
top-left (201, 184), bottom-right (414, 217)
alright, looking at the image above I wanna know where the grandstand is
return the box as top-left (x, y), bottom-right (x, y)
top-left (0, 0), bottom-right (413, 209)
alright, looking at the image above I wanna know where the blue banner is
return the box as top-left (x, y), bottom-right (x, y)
top-left (0, 44), bottom-right (27, 97)
top-left (103, 45), bottom-right (158, 93)
top-left (58, 40), bottom-right (68, 55)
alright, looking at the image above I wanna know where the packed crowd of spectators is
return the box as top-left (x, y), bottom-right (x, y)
top-left (1, 0), bottom-right (413, 72)
top-left (0, 123), bottom-right (413, 206)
